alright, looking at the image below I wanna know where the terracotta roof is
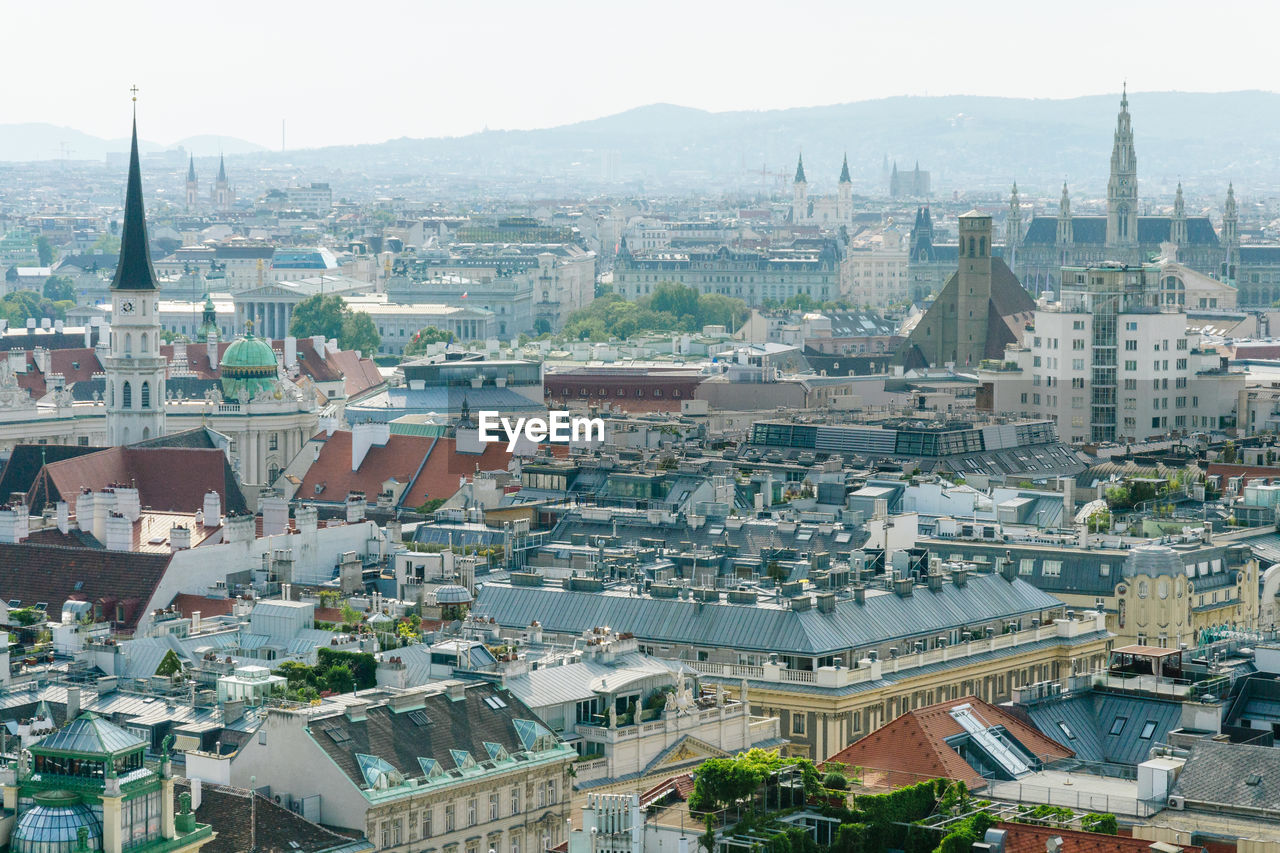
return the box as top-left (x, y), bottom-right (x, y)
top-left (993, 822), bottom-right (1197, 853)
top-left (1207, 463), bottom-right (1280, 485)
top-left (0, 542), bottom-right (171, 630)
top-left (326, 349), bottom-right (384, 399)
top-left (296, 432), bottom-right (525, 510)
top-left (33, 447), bottom-right (247, 516)
top-left (825, 696), bottom-right (1073, 791)
top-left (639, 772), bottom-right (695, 807)
top-left (168, 593), bottom-right (236, 620)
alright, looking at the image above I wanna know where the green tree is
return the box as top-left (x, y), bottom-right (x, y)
top-left (92, 232), bottom-right (121, 254)
top-left (155, 649), bottom-right (183, 678)
top-left (323, 663), bottom-right (355, 694)
top-left (36, 236), bottom-right (55, 267)
top-left (43, 275), bottom-right (75, 302)
top-left (649, 282), bottom-right (700, 320)
top-left (289, 293), bottom-right (347, 340)
top-left (1080, 813), bottom-right (1118, 835)
top-left (697, 815), bottom-right (716, 853)
top-left (404, 326), bottom-right (454, 357)
top-left (340, 310), bottom-right (381, 356)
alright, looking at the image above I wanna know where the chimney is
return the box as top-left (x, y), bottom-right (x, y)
top-left (261, 494), bottom-right (289, 537)
top-left (208, 334), bottom-right (220, 371)
top-left (350, 421), bottom-right (390, 471)
top-left (191, 610), bottom-right (201, 633)
top-left (84, 324), bottom-right (92, 348)
top-left (54, 320), bottom-right (63, 334)
top-left (815, 592), bottom-right (836, 614)
top-left (224, 513), bottom-right (254, 545)
top-left (284, 336), bottom-right (297, 370)
top-left (105, 511), bottom-right (132, 552)
top-left (927, 573), bottom-right (943, 592)
top-left (0, 500), bottom-right (29, 544)
top-left (312, 335), bottom-right (326, 359)
top-left (66, 685), bottom-right (81, 720)
top-left (113, 486), bottom-right (141, 523)
top-left (296, 504), bottom-right (319, 534)
top-left (853, 584), bottom-right (866, 605)
top-left (345, 492), bottom-right (366, 523)
top-left (55, 501), bottom-right (69, 534)
top-left (92, 490), bottom-right (114, 544)
top-left (170, 525), bottom-right (192, 552)
top-left (951, 566), bottom-right (968, 587)
top-left (202, 491), bottom-right (222, 528)
top-left (191, 778), bottom-right (203, 811)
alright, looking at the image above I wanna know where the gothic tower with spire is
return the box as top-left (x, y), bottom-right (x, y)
top-left (1171, 183), bottom-right (1187, 248)
top-left (213, 154), bottom-right (233, 212)
top-left (1056, 183), bottom-right (1073, 247)
top-left (1105, 86), bottom-right (1139, 263)
top-left (837, 154), bottom-right (852, 222)
top-left (185, 155), bottom-right (198, 210)
top-left (1006, 182), bottom-right (1022, 269)
top-left (1223, 183), bottom-right (1239, 281)
top-left (105, 102), bottom-right (167, 446)
top-left (791, 154), bottom-right (807, 224)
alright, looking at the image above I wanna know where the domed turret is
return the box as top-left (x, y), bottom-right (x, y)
top-left (220, 332), bottom-right (279, 399)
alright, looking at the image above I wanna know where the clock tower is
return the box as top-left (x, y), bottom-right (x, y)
top-left (105, 98), bottom-right (166, 445)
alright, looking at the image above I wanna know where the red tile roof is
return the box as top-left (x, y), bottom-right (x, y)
top-left (34, 447), bottom-right (238, 516)
top-left (0, 542), bottom-right (171, 630)
top-left (168, 593), bottom-right (236, 620)
top-left (296, 432), bottom-right (529, 509)
top-left (994, 822), bottom-right (1197, 853)
top-left (825, 696), bottom-right (1073, 791)
top-left (327, 348), bottom-right (384, 399)
top-left (296, 431), bottom-right (438, 507)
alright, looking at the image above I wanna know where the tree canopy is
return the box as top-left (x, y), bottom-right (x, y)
top-left (404, 326), bottom-right (454, 357)
top-left (289, 293), bottom-right (381, 355)
top-left (43, 275), bottom-right (75, 302)
top-left (562, 283), bottom-right (749, 341)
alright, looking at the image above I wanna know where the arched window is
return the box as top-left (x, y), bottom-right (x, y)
top-left (108, 382), bottom-right (114, 408)
top-left (268, 463), bottom-right (281, 483)
top-left (141, 381), bottom-right (150, 409)
top-left (979, 237), bottom-right (986, 256)
top-left (122, 381), bottom-right (132, 409)
top-left (124, 333), bottom-right (132, 355)
top-left (140, 333), bottom-right (147, 354)
top-left (968, 237), bottom-right (976, 256)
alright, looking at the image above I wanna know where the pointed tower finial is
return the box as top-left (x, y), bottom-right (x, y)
top-left (794, 153), bottom-right (806, 184)
top-left (839, 153), bottom-right (851, 184)
top-left (111, 99), bottom-right (158, 292)
top-left (1122, 80), bottom-right (1127, 109)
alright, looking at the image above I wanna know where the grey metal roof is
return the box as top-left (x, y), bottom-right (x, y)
top-left (37, 713), bottom-right (145, 756)
top-left (1173, 739), bottom-right (1280, 814)
top-left (503, 653), bottom-right (687, 709)
top-left (473, 574), bottom-right (1064, 656)
top-left (1123, 545), bottom-right (1186, 579)
top-left (1020, 691), bottom-right (1182, 766)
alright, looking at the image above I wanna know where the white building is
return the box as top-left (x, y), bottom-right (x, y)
top-left (979, 262), bottom-right (1244, 445)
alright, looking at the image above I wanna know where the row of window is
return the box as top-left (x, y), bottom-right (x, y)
top-left (378, 781), bottom-right (558, 848)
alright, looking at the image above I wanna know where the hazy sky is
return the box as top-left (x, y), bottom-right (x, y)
top-left (7, 0), bottom-right (1277, 150)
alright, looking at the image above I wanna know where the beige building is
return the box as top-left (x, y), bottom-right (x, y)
top-left (226, 681), bottom-right (575, 853)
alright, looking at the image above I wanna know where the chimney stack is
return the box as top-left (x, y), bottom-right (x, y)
top-left (261, 494), bottom-right (289, 537)
top-left (345, 492), bottom-right (366, 523)
top-left (202, 491), bottom-right (222, 528)
top-left (104, 511), bottom-right (132, 552)
top-left (170, 525), bottom-right (192, 552)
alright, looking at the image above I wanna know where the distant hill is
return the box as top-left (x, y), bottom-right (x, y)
top-left (9, 92), bottom-right (1280, 194)
top-left (0, 124), bottom-right (264, 162)
top-left (248, 91), bottom-right (1280, 195)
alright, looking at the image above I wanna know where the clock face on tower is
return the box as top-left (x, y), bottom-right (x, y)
top-left (120, 300), bottom-right (135, 315)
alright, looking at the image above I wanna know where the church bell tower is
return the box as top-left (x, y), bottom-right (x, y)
top-left (105, 91), bottom-right (167, 446)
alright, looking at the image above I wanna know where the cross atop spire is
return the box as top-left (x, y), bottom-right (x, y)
top-left (111, 105), bottom-right (158, 292)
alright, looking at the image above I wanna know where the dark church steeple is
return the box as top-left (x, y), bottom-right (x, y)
top-left (111, 110), bottom-right (158, 292)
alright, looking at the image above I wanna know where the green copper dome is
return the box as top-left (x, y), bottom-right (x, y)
top-left (220, 334), bottom-right (279, 399)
